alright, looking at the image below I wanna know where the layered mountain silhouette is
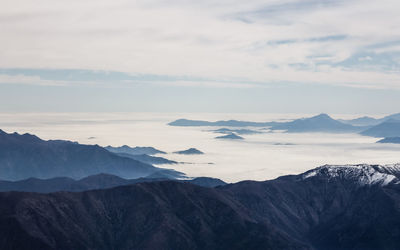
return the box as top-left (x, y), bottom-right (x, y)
top-left (360, 119), bottom-right (400, 138)
top-left (269, 113), bottom-right (362, 133)
top-left (115, 153), bottom-right (177, 165)
top-left (342, 112), bottom-right (400, 126)
top-left (0, 174), bottom-right (226, 193)
top-left (0, 129), bottom-right (182, 181)
top-left (169, 114), bottom-right (363, 133)
top-left (105, 145), bottom-right (176, 164)
top-left (0, 164), bottom-right (399, 249)
top-left (105, 145), bottom-right (166, 155)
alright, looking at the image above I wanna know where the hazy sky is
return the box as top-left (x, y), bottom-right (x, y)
top-left (1, 0), bottom-right (399, 114)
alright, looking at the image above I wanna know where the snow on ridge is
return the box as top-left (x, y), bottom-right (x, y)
top-left (302, 164), bottom-right (400, 186)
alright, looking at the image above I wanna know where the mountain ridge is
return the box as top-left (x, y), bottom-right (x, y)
top-left (0, 130), bottom-right (182, 181)
top-left (0, 164), bottom-right (399, 249)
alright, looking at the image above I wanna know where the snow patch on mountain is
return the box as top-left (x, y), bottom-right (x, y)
top-left (302, 164), bottom-right (400, 186)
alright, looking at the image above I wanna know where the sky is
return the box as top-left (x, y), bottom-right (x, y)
top-left (1, 0), bottom-right (400, 114)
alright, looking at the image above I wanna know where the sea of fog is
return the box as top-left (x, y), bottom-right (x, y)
top-left (0, 112), bottom-right (399, 183)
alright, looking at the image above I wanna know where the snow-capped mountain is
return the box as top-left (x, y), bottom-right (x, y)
top-left (302, 164), bottom-right (400, 186)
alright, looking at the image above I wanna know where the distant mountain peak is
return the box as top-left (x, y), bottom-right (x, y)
top-left (215, 133), bottom-right (244, 140)
top-left (311, 113), bottom-right (332, 119)
top-left (302, 164), bottom-right (400, 186)
top-left (174, 148), bottom-right (204, 155)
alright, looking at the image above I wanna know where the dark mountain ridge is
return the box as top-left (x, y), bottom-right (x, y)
top-left (0, 173), bottom-right (226, 193)
top-left (1, 164), bottom-right (399, 249)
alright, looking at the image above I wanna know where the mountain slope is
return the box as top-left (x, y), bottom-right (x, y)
top-left (270, 113), bottom-right (361, 133)
top-left (105, 145), bottom-right (166, 155)
top-left (0, 129), bottom-right (181, 180)
top-left (342, 112), bottom-right (400, 126)
top-left (360, 119), bottom-right (400, 138)
top-left (222, 164), bottom-right (400, 249)
top-left (0, 182), bottom-right (307, 250)
top-left (0, 164), bottom-right (399, 249)
top-left (116, 153), bottom-right (177, 165)
top-left (174, 148), bottom-right (204, 155)
top-left (215, 133), bottom-right (244, 140)
top-left (377, 137), bottom-right (400, 144)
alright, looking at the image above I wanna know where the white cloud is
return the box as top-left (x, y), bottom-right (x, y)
top-left (0, 0), bottom-right (399, 89)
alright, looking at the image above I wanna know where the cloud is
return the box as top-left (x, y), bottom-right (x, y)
top-left (0, 0), bottom-right (399, 89)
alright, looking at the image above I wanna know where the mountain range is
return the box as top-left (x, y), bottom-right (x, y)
top-left (0, 173), bottom-right (226, 193)
top-left (0, 129), bottom-right (182, 181)
top-left (1, 164), bottom-right (399, 249)
top-left (170, 113), bottom-right (400, 137)
top-left (340, 113), bottom-right (400, 126)
top-left (170, 114), bottom-right (364, 133)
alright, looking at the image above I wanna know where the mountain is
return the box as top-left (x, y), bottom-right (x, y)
top-left (168, 119), bottom-right (276, 127)
top-left (0, 174), bottom-right (226, 193)
top-left (339, 116), bottom-right (382, 126)
top-left (0, 129), bottom-right (181, 181)
top-left (384, 112), bottom-right (400, 121)
top-left (377, 137), bottom-right (400, 144)
top-left (169, 114), bottom-right (363, 133)
top-left (270, 113), bottom-right (362, 133)
top-left (0, 181), bottom-right (306, 250)
top-left (223, 164), bottom-right (400, 249)
top-left (215, 133), bottom-right (244, 140)
top-left (360, 119), bottom-right (400, 138)
top-left (1, 164), bottom-right (400, 249)
top-left (185, 177), bottom-right (227, 188)
top-left (105, 145), bottom-right (166, 155)
top-left (212, 128), bottom-right (262, 135)
top-left (116, 153), bottom-right (177, 165)
top-left (342, 112), bottom-right (400, 126)
top-left (174, 148), bottom-right (204, 155)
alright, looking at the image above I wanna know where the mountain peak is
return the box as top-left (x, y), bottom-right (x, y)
top-left (310, 113), bottom-right (332, 120)
top-left (174, 148), bottom-right (204, 155)
top-left (302, 164), bottom-right (400, 186)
